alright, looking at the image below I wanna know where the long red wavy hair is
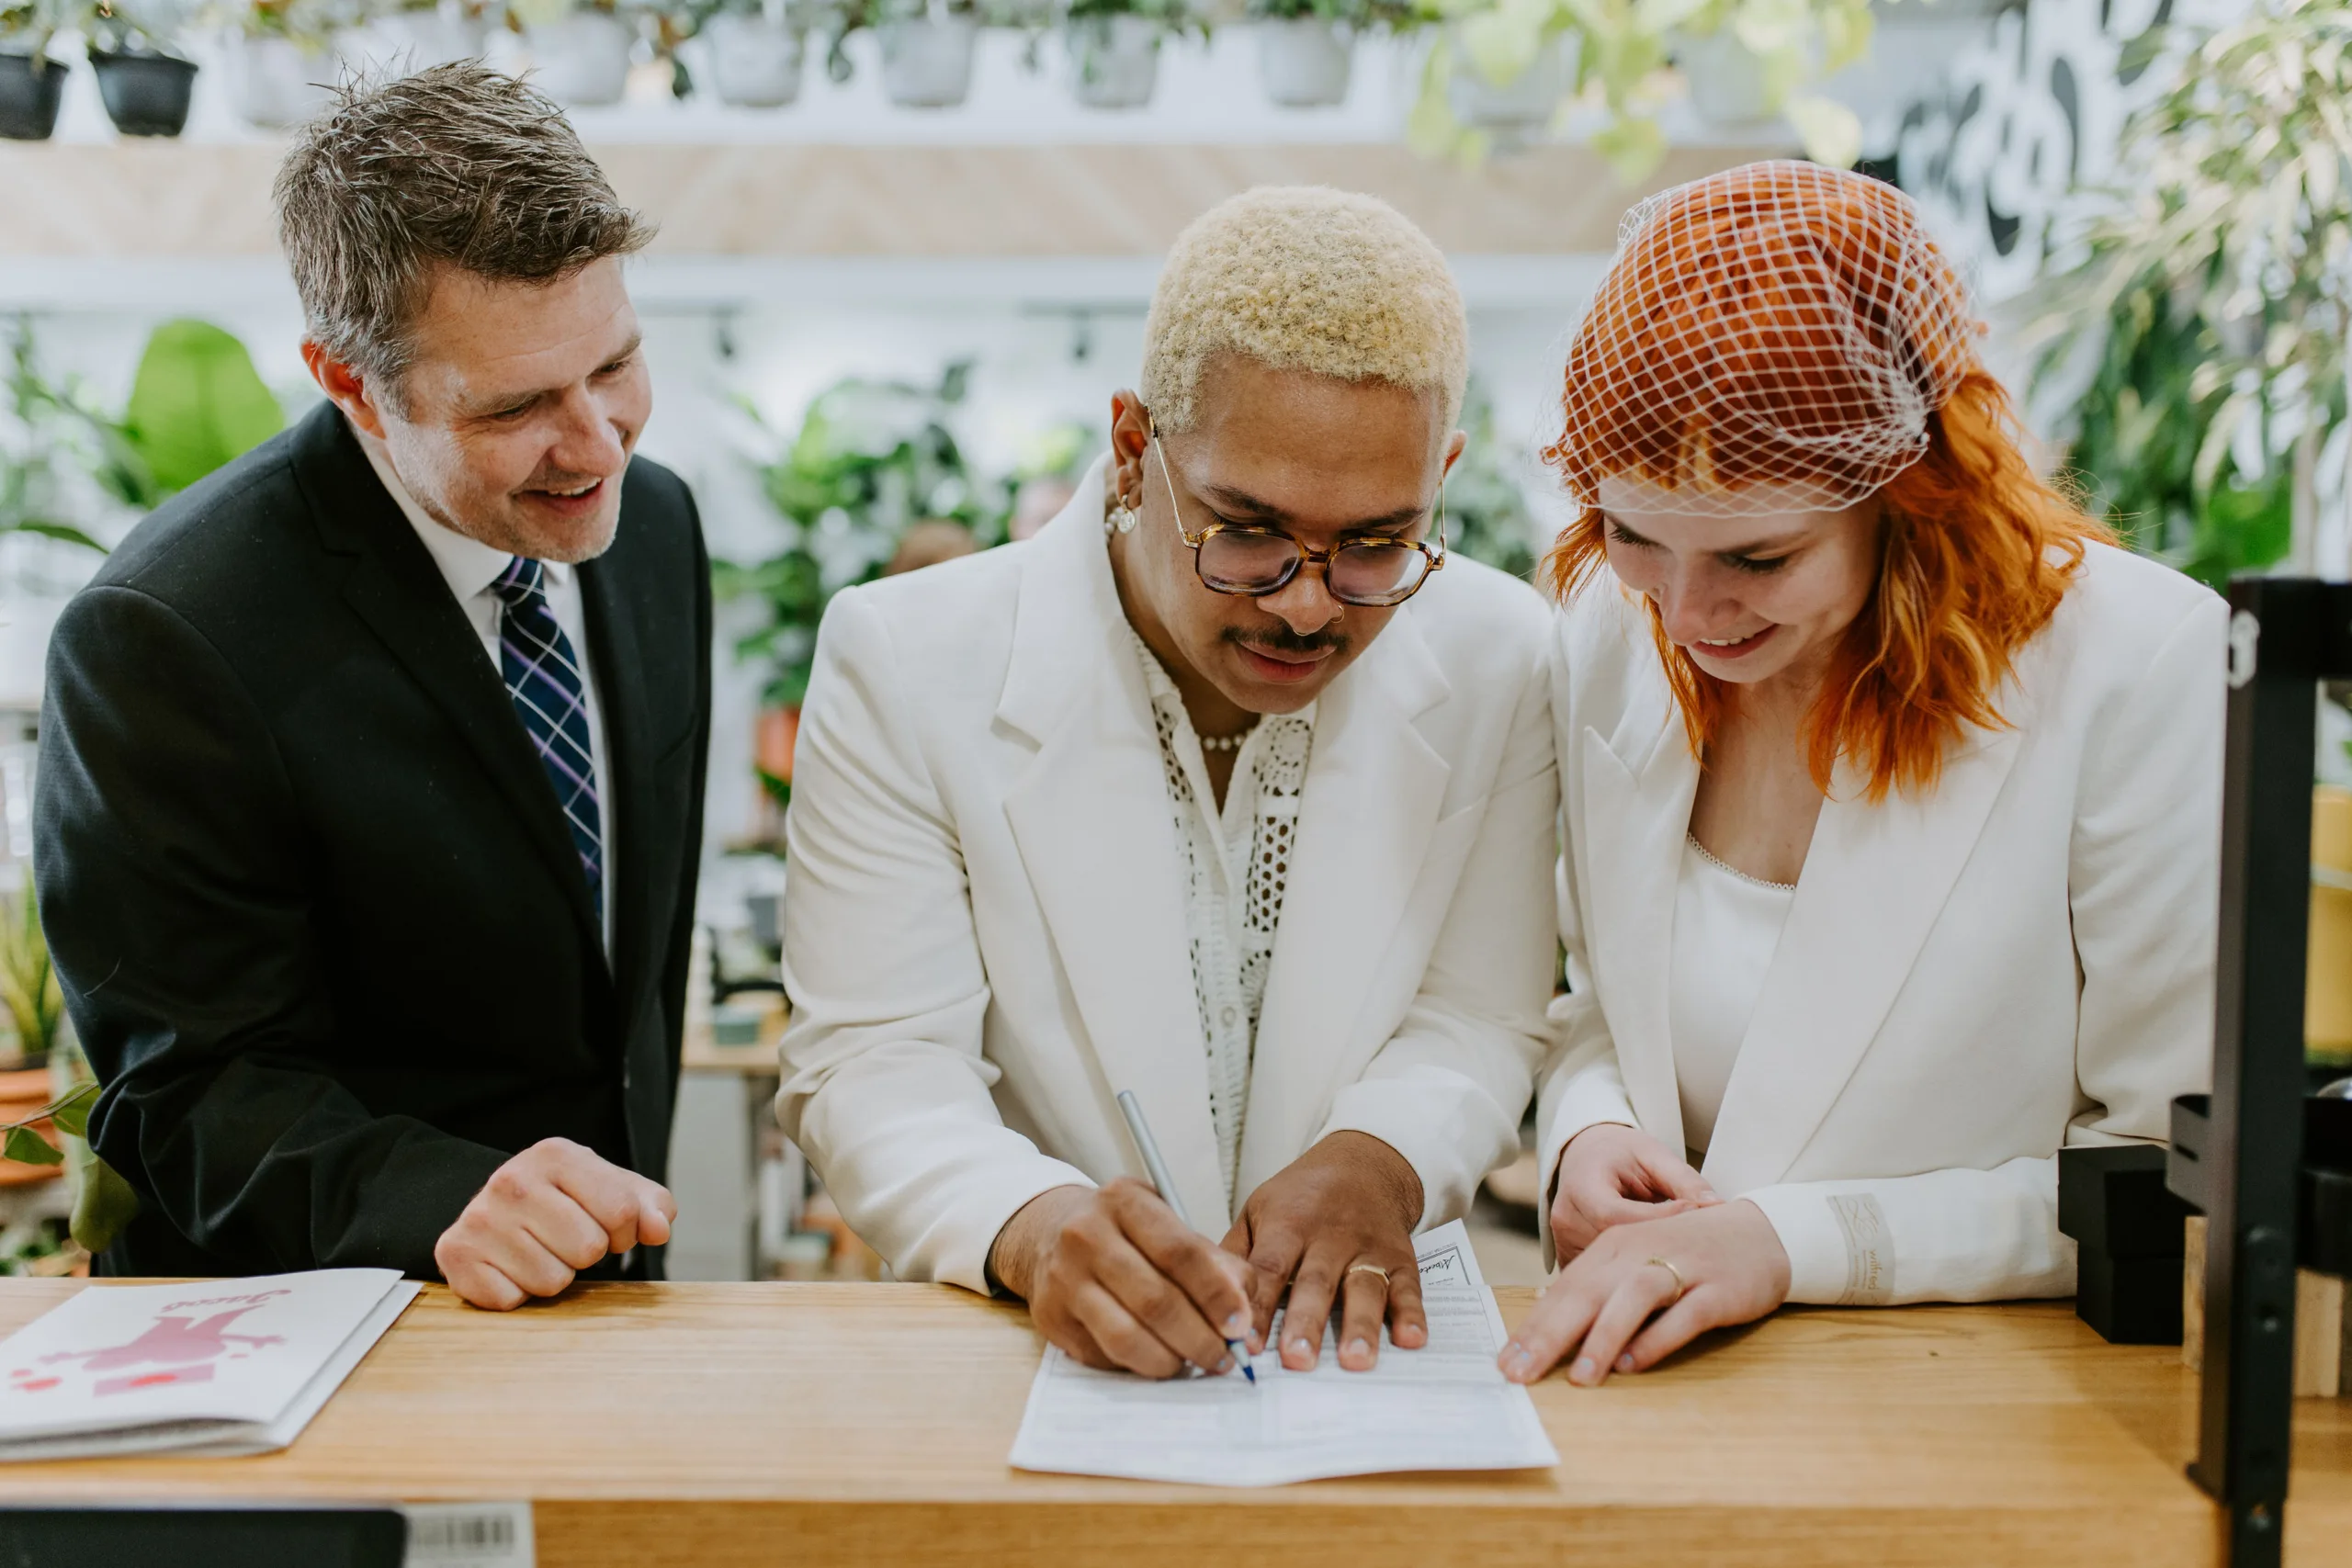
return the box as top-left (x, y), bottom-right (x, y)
top-left (1542, 167), bottom-right (2113, 801)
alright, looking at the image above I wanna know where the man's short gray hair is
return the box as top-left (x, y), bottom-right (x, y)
top-left (274, 63), bottom-right (654, 394)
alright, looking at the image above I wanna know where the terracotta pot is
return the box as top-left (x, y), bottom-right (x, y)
top-left (756, 705), bottom-right (800, 784)
top-left (0, 1067), bottom-right (61, 1187)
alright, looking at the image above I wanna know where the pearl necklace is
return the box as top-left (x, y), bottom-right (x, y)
top-left (1200, 725), bottom-right (1258, 753)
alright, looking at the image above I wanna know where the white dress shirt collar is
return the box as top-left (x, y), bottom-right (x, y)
top-left (356, 434), bottom-right (577, 601)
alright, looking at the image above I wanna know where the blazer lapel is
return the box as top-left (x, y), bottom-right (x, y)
top-left (1701, 713), bottom-right (2030, 1194)
top-left (1235, 610), bottom-right (1451, 1202)
top-left (1578, 668), bottom-right (1699, 1157)
top-left (291, 407), bottom-right (604, 959)
top-left (998, 470), bottom-right (1227, 1228)
top-left (577, 552), bottom-right (650, 990)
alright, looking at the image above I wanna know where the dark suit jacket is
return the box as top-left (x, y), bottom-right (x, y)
top-left (35, 402), bottom-right (711, 1280)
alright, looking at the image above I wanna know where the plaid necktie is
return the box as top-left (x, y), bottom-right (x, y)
top-left (492, 556), bottom-right (604, 922)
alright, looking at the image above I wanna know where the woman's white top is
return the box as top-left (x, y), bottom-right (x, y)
top-left (1128, 628), bottom-right (1316, 1208)
top-left (1669, 836), bottom-right (1797, 1159)
top-left (1537, 541), bottom-right (2227, 1306)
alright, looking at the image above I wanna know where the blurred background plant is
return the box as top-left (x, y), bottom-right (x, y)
top-left (1408, 0), bottom-right (1871, 175)
top-left (1442, 382), bottom-right (1542, 581)
top-left (2026, 0), bottom-right (2352, 589)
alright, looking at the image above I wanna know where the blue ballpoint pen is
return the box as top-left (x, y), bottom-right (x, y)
top-left (1114, 1089), bottom-right (1257, 1384)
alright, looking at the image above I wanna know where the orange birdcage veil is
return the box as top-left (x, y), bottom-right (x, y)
top-left (1543, 161), bottom-right (2112, 801)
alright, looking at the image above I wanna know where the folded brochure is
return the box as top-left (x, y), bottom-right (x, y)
top-left (0, 1268), bottom-right (418, 1461)
top-left (1009, 1218), bottom-right (1559, 1485)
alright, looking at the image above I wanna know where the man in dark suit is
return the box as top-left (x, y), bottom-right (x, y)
top-left (34, 64), bottom-right (710, 1309)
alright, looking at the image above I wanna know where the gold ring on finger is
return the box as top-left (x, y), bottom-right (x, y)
top-left (1344, 1262), bottom-right (1391, 1288)
top-left (1644, 1257), bottom-right (1688, 1304)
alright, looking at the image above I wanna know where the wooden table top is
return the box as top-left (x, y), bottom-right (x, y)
top-left (0, 1280), bottom-right (2343, 1567)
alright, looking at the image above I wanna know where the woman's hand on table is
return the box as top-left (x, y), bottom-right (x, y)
top-left (1220, 1131), bottom-right (1426, 1374)
top-left (1498, 1199), bottom-right (1791, 1386)
top-left (990, 1179), bottom-right (1260, 1381)
top-left (435, 1138), bottom-right (677, 1311)
top-left (1549, 1123), bottom-right (1719, 1258)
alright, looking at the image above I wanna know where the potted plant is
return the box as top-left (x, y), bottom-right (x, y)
top-left (1408, 0), bottom-right (1870, 175)
top-left (222, 0), bottom-right (355, 128)
top-left (714, 364), bottom-right (998, 791)
top-left (347, 0), bottom-right (489, 76)
top-left (1248, 0), bottom-right (1363, 108)
top-left (0, 0), bottom-right (72, 140)
top-left (507, 0), bottom-right (642, 106)
top-left (866, 0), bottom-right (978, 107)
top-left (84, 0), bottom-right (201, 137)
top-left (1060, 0), bottom-right (1194, 110)
top-left (690, 0), bottom-right (805, 106)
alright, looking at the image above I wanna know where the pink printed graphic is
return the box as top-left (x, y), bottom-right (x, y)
top-left (40, 1301), bottom-right (286, 1397)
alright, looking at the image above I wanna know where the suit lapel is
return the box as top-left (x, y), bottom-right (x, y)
top-left (999, 471), bottom-right (1227, 1229)
top-left (1579, 669), bottom-right (1699, 1157)
top-left (291, 407), bottom-right (604, 960)
top-left (1234, 612), bottom-right (1451, 1203)
top-left (578, 552), bottom-right (650, 990)
top-left (1701, 716), bottom-right (2029, 1194)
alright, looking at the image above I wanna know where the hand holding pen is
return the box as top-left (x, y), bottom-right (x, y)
top-left (981, 1094), bottom-right (1261, 1382)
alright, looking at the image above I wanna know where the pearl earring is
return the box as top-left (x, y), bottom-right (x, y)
top-left (1106, 497), bottom-right (1138, 536)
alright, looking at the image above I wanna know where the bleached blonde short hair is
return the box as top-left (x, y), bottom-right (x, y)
top-left (1140, 186), bottom-right (1468, 437)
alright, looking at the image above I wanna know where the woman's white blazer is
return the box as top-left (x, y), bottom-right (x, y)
top-left (1539, 541), bottom-right (2226, 1303)
top-left (776, 459), bottom-right (1559, 1293)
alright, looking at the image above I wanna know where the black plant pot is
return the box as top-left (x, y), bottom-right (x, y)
top-left (0, 52), bottom-right (66, 141)
top-left (88, 51), bottom-right (197, 138)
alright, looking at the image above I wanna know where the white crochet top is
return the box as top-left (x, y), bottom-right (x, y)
top-left (1129, 628), bottom-right (1316, 1213)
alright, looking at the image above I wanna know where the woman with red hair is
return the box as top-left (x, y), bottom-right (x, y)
top-left (1499, 162), bottom-right (2224, 1387)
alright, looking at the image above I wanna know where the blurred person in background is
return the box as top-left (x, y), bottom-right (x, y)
top-left (35, 65), bottom-right (710, 1309)
top-left (778, 186), bottom-right (1556, 1382)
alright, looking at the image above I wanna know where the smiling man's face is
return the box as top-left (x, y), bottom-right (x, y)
top-left (344, 255), bottom-right (650, 564)
top-left (1109, 357), bottom-right (1459, 718)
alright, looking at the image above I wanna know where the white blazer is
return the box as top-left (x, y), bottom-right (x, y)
top-left (1539, 541), bottom-right (2225, 1303)
top-left (777, 458), bottom-right (1559, 1292)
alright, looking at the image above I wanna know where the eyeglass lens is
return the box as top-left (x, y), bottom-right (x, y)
top-left (1196, 532), bottom-right (1431, 605)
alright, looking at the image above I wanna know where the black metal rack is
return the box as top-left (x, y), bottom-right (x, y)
top-left (2165, 577), bottom-right (2352, 1566)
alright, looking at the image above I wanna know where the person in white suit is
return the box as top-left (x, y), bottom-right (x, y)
top-left (778, 186), bottom-right (1557, 1382)
top-left (1498, 163), bottom-right (2223, 1388)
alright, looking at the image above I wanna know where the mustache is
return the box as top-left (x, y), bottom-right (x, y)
top-left (1223, 624), bottom-right (1349, 659)
top-left (519, 469), bottom-right (609, 492)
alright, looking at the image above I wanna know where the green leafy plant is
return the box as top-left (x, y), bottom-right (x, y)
top-left (1442, 383), bottom-right (1542, 581)
top-left (2, 321), bottom-right (130, 555)
top-left (1246, 0), bottom-right (1415, 23)
top-left (2026, 0), bottom-right (2349, 587)
top-left (716, 362), bottom-right (1000, 709)
top-left (1408, 0), bottom-right (1871, 177)
top-left (1063, 0), bottom-right (1207, 39)
top-left (0, 0), bottom-right (77, 62)
top-left (0, 878), bottom-right (63, 1074)
top-left (119, 320), bottom-right (285, 497)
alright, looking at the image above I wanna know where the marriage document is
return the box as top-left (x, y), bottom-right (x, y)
top-left (1008, 1218), bottom-right (1558, 1485)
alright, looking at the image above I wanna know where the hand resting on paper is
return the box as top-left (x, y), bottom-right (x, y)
top-left (989, 1179), bottom-right (1260, 1380)
top-left (1498, 1200), bottom-right (1790, 1387)
top-left (435, 1138), bottom-right (677, 1311)
top-left (1548, 1123), bottom-right (1719, 1259)
top-left (1220, 1131), bottom-right (1426, 1375)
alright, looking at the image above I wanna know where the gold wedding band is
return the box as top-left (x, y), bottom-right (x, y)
top-left (1345, 1263), bottom-right (1391, 1287)
top-left (1645, 1257), bottom-right (1688, 1304)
